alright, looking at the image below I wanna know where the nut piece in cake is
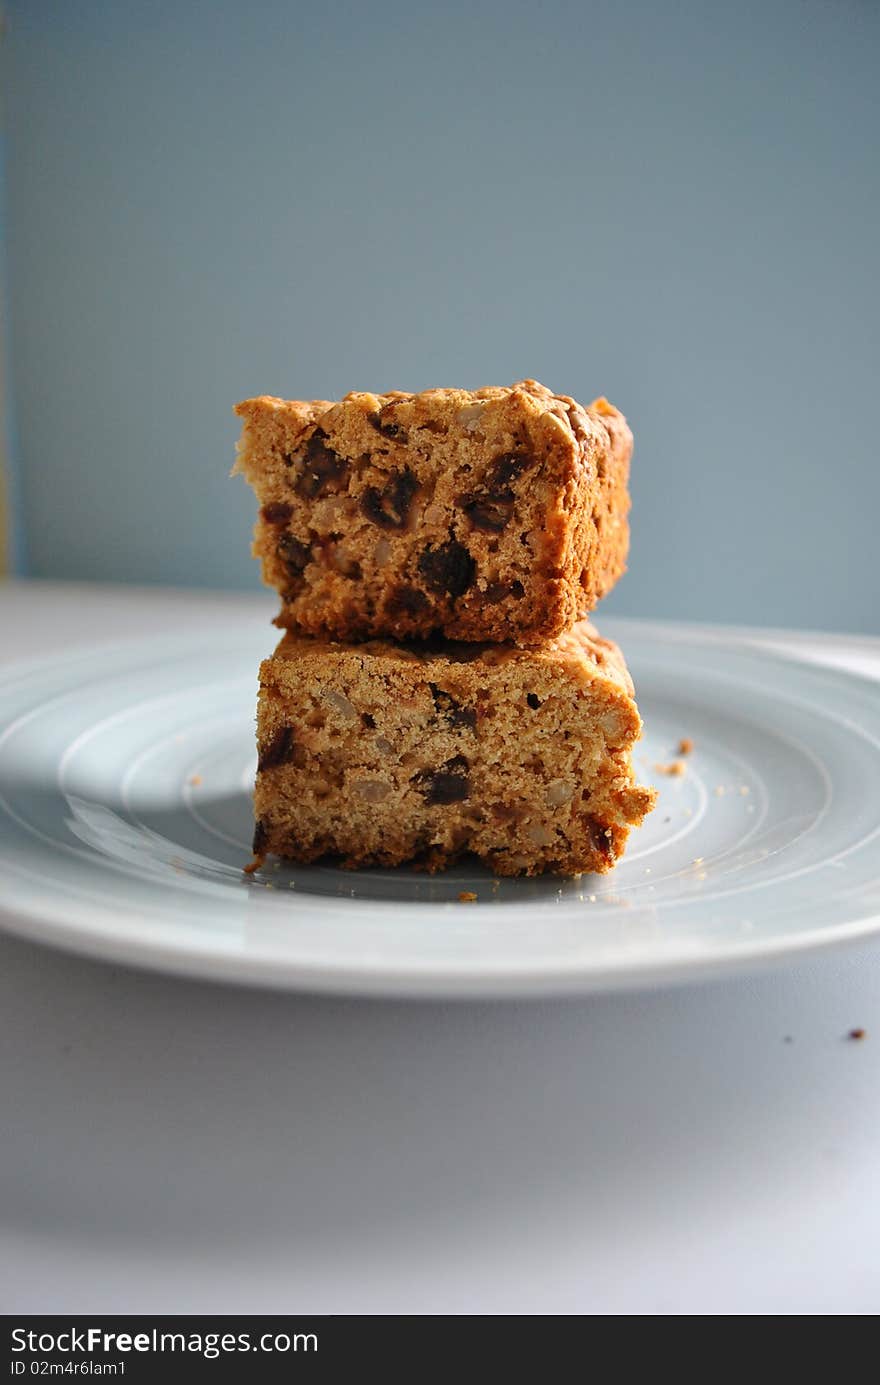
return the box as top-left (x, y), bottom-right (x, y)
top-left (251, 620), bottom-right (656, 877)
top-left (233, 380), bottom-right (632, 646)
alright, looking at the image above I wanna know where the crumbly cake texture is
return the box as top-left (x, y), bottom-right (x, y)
top-left (233, 380), bottom-right (632, 646)
top-left (252, 620), bottom-right (656, 877)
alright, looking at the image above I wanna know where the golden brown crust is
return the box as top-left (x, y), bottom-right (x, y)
top-left (269, 617), bottom-right (637, 698)
top-left (233, 380), bottom-right (631, 647)
top-left (253, 619), bottom-right (655, 876)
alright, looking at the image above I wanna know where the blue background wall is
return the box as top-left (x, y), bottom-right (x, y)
top-left (3, 0), bottom-right (879, 630)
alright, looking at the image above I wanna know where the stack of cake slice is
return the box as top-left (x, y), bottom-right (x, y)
top-left (234, 379), bottom-right (655, 877)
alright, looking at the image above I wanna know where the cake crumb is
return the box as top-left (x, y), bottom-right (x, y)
top-left (188, 774), bottom-right (203, 787)
top-left (714, 785), bottom-right (726, 797)
top-left (678, 737), bottom-right (694, 755)
top-left (656, 759), bottom-right (686, 777)
top-left (458, 890), bottom-right (478, 903)
top-left (848, 1027), bottom-right (867, 1041)
top-left (243, 855), bottom-right (265, 876)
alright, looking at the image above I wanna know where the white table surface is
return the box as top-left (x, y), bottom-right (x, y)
top-left (1, 580), bottom-right (879, 1316)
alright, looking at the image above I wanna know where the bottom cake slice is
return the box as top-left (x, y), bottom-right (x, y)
top-left (251, 621), bottom-right (656, 877)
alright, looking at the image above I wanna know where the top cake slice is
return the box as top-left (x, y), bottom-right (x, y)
top-left (233, 379), bottom-right (632, 645)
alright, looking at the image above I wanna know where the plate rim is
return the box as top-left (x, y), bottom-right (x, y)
top-left (1, 892), bottom-right (879, 998)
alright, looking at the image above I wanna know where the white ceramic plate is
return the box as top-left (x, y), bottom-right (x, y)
top-left (1, 618), bottom-right (879, 996)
